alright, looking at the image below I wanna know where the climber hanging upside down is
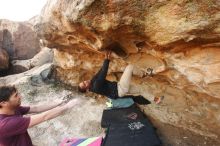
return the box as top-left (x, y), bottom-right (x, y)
top-left (78, 49), bottom-right (163, 106)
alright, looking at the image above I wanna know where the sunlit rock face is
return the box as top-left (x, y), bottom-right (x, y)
top-left (36, 0), bottom-right (220, 139)
top-left (0, 19), bottom-right (40, 60)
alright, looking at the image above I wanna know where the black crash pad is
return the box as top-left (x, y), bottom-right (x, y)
top-left (102, 120), bottom-right (161, 146)
top-left (101, 105), bottom-right (146, 128)
top-left (101, 105), bottom-right (162, 146)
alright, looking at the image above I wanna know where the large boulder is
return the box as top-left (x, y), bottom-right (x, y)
top-left (35, 0), bottom-right (220, 49)
top-left (0, 19), bottom-right (40, 60)
top-left (35, 0), bottom-right (220, 142)
top-left (10, 47), bottom-right (54, 74)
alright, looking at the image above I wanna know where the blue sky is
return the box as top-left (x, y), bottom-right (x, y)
top-left (0, 0), bottom-right (47, 21)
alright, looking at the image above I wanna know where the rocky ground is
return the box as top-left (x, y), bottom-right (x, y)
top-left (14, 78), bottom-right (220, 146)
top-left (18, 81), bottom-right (106, 146)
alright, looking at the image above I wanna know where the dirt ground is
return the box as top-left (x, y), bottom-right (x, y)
top-left (150, 118), bottom-right (220, 146)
